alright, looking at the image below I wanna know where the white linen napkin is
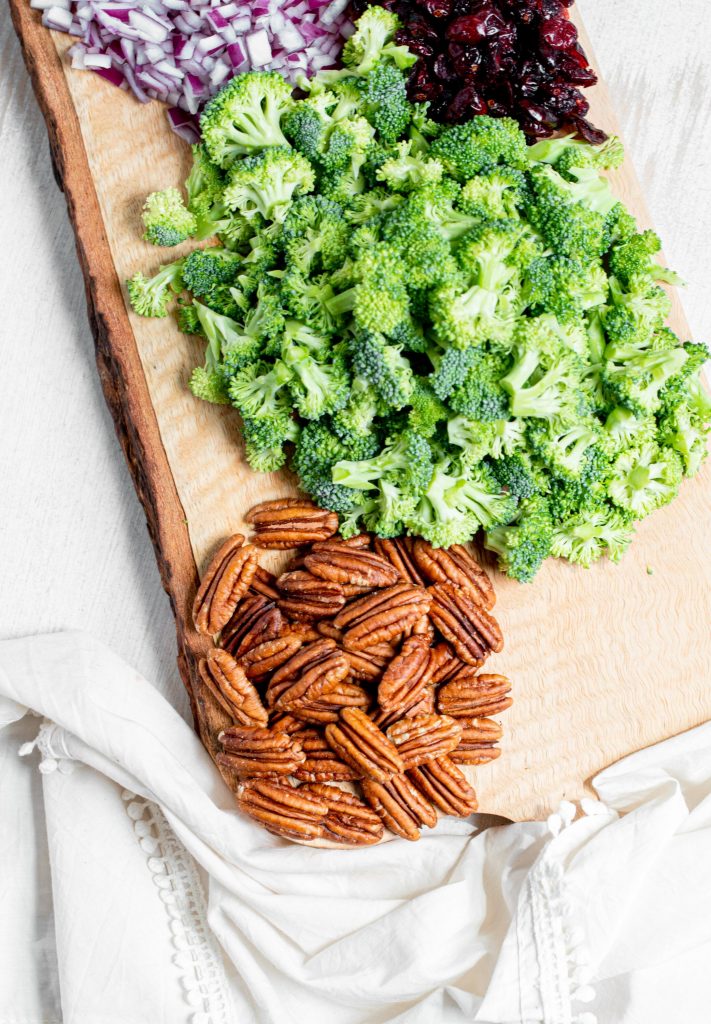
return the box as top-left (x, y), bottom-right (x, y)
top-left (1, 630), bottom-right (710, 1024)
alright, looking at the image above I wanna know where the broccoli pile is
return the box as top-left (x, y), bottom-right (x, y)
top-left (126, 6), bottom-right (710, 583)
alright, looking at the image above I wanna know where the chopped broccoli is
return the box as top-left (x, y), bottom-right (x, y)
top-left (376, 139), bottom-right (443, 192)
top-left (608, 442), bottom-right (683, 516)
top-left (223, 147), bottom-right (315, 223)
top-left (484, 494), bottom-right (553, 582)
top-left (551, 507), bottom-right (634, 568)
top-left (340, 6), bottom-right (415, 76)
top-left (200, 71), bottom-right (294, 168)
top-left (141, 188), bottom-right (196, 246)
top-left (126, 259), bottom-right (184, 318)
top-left (349, 329), bottom-right (415, 410)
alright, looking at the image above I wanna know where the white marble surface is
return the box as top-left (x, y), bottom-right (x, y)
top-left (1, 1), bottom-right (710, 720)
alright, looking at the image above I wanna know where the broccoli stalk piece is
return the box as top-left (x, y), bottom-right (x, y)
top-left (126, 259), bottom-right (184, 318)
top-left (200, 71), bottom-right (295, 168)
top-left (141, 188), bottom-right (196, 247)
top-left (223, 148), bottom-right (315, 224)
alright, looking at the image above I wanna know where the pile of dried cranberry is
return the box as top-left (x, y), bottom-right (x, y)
top-left (351, 0), bottom-right (605, 142)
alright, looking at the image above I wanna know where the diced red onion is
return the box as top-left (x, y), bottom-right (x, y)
top-left (33, 0), bottom-right (354, 141)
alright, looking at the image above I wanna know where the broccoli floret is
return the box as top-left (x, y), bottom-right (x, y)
top-left (608, 442), bottom-right (683, 517)
top-left (141, 188), bottom-right (196, 247)
top-left (408, 378), bottom-right (449, 438)
top-left (227, 359), bottom-right (293, 419)
top-left (457, 168), bottom-right (526, 219)
top-left (332, 376), bottom-right (385, 450)
top-left (527, 133), bottom-right (625, 173)
top-left (346, 188), bottom-right (405, 224)
top-left (484, 494), bottom-right (553, 582)
top-left (602, 339), bottom-right (688, 417)
top-left (429, 346), bottom-right (478, 400)
top-left (331, 243), bottom-right (410, 336)
top-left (657, 399), bottom-right (711, 477)
top-left (376, 139), bottom-right (443, 192)
top-left (193, 301), bottom-right (262, 372)
top-left (490, 451), bottom-right (546, 499)
top-left (349, 329), bottom-right (414, 409)
top-left (341, 6), bottom-right (415, 76)
top-left (184, 144), bottom-right (229, 241)
top-left (283, 102), bottom-right (330, 163)
top-left (527, 419), bottom-right (601, 481)
top-left (241, 411), bottom-right (300, 473)
top-left (448, 348), bottom-right (512, 422)
top-left (551, 506), bottom-right (634, 568)
top-left (357, 62), bottom-right (412, 143)
top-left (279, 268), bottom-right (341, 334)
top-left (609, 230), bottom-right (682, 288)
top-left (446, 462), bottom-right (518, 530)
top-left (126, 259), bottom-right (184, 318)
top-left (177, 301), bottom-right (203, 336)
top-left (200, 71), bottom-right (295, 168)
top-left (430, 117), bottom-right (527, 181)
top-left (501, 332), bottom-right (584, 422)
top-left (526, 254), bottom-right (607, 323)
top-left (282, 195), bottom-right (348, 275)
top-left (292, 420), bottom-right (364, 511)
top-left (188, 366), bottom-right (230, 405)
top-left (181, 248), bottom-right (241, 298)
top-left (223, 147), bottom-right (315, 224)
top-left (332, 430), bottom-right (434, 498)
top-left (322, 117), bottom-right (375, 178)
top-left (525, 163), bottom-right (618, 262)
top-left (401, 458), bottom-right (479, 548)
top-left (282, 334), bottom-right (350, 419)
top-left (603, 274), bottom-right (672, 347)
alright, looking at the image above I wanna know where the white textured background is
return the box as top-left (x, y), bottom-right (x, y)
top-left (1, 1), bottom-right (710, 719)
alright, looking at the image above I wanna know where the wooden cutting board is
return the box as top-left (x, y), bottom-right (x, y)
top-left (11, 0), bottom-right (711, 823)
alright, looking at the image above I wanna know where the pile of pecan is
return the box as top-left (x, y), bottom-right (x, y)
top-left (192, 498), bottom-right (512, 846)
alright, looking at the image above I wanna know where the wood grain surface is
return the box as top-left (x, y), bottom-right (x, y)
top-left (9, 0), bottom-right (711, 823)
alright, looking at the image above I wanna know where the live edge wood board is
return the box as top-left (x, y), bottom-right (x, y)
top-left (10, 0), bottom-right (711, 823)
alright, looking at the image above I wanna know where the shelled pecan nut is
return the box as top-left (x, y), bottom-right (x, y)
top-left (249, 565), bottom-right (280, 601)
top-left (437, 673), bottom-right (513, 718)
top-left (451, 717), bottom-right (503, 765)
top-left (407, 756), bottom-right (478, 816)
top-left (266, 639), bottom-right (349, 709)
top-left (428, 584), bottom-right (503, 666)
top-left (315, 621), bottom-right (344, 643)
top-left (217, 726), bottom-right (305, 778)
top-left (386, 714), bottom-right (462, 770)
top-left (412, 540), bottom-right (495, 610)
top-left (269, 712), bottom-right (303, 734)
top-left (429, 642), bottom-right (466, 685)
top-left (236, 778), bottom-right (327, 841)
top-left (279, 620), bottom-right (320, 643)
top-left (404, 615), bottom-right (435, 644)
top-left (221, 594), bottom-right (281, 657)
top-left (373, 536), bottom-right (426, 586)
top-left (361, 774), bottom-right (437, 841)
top-left (277, 570), bottom-right (346, 620)
top-left (312, 533), bottom-right (371, 551)
top-left (377, 636), bottom-right (432, 715)
top-left (325, 708), bottom-right (404, 783)
top-left (301, 784), bottom-right (384, 845)
top-left (198, 648), bottom-right (268, 728)
top-left (288, 682), bottom-right (371, 724)
top-left (291, 729), bottom-right (361, 782)
top-left (334, 584), bottom-right (431, 652)
top-left (344, 647), bottom-right (390, 684)
top-left (246, 499), bottom-right (339, 548)
top-left (304, 544), bottom-right (399, 589)
top-left (192, 535), bottom-right (257, 636)
top-left (372, 685), bottom-right (437, 730)
top-left (239, 636), bottom-right (303, 680)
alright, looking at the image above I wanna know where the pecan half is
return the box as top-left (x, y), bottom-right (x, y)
top-left (377, 636), bottom-right (432, 716)
top-left (407, 756), bottom-right (478, 816)
top-left (269, 712), bottom-right (303, 734)
top-left (429, 643), bottom-right (466, 685)
top-left (246, 499), bottom-right (339, 548)
top-left (372, 685), bottom-right (436, 730)
top-left (334, 584), bottom-right (431, 652)
top-left (315, 621), bottom-right (344, 643)
top-left (239, 636), bottom-right (303, 680)
top-left (325, 708), bottom-right (404, 783)
top-left (373, 537), bottom-right (425, 586)
top-left (221, 593), bottom-right (281, 657)
top-left (437, 673), bottom-right (513, 718)
top-left (301, 784), bottom-right (384, 846)
top-left (236, 778), bottom-right (327, 841)
top-left (266, 639), bottom-right (349, 710)
top-left (198, 649), bottom-right (268, 728)
top-left (428, 584), bottom-right (503, 666)
top-left (192, 536), bottom-right (257, 636)
top-left (250, 565), bottom-right (280, 601)
top-left (277, 570), bottom-right (346, 621)
top-left (386, 714), bottom-right (462, 770)
top-left (217, 726), bottom-right (305, 778)
top-left (344, 648), bottom-right (390, 684)
top-left (451, 717), bottom-right (503, 765)
top-left (305, 544), bottom-right (399, 589)
top-left (412, 540), bottom-right (495, 610)
top-left (361, 774), bottom-right (437, 842)
top-left (291, 729), bottom-right (361, 782)
top-left (288, 681), bottom-right (371, 724)
top-left (312, 533), bottom-right (371, 551)
top-left (279, 620), bottom-right (320, 644)
top-left (404, 615), bottom-right (435, 644)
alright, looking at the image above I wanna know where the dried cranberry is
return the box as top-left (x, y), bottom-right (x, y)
top-left (446, 6), bottom-right (508, 43)
top-left (418, 0), bottom-right (454, 16)
top-left (446, 84), bottom-right (488, 120)
top-left (569, 116), bottom-right (607, 145)
top-left (433, 53), bottom-right (458, 80)
top-left (448, 42), bottom-right (483, 78)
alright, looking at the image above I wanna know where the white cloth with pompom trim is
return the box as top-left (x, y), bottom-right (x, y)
top-left (1, 631), bottom-right (711, 1024)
